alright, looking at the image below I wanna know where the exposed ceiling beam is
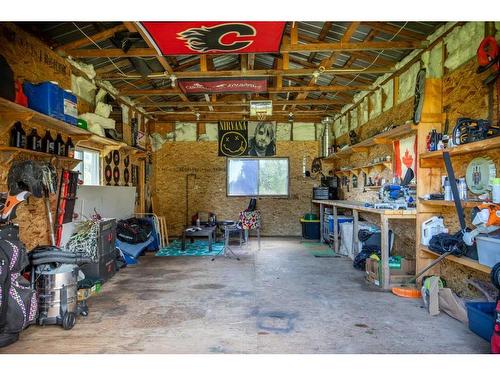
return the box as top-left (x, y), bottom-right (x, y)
top-left (122, 85), bottom-right (370, 96)
top-left (154, 114), bottom-right (326, 122)
top-left (281, 40), bottom-right (425, 53)
top-left (66, 40), bottom-right (425, 58)
top-left (124, 21), bottom-right (194, 110)
top-left (65, 48), bottom-right (156, 58)
top-left (293, 22), bottom-right (361, 106)
top-left (308, 22), bottom-right (332, 63)
top-left (361, 22), bottom-right (427, 41)
top-left (142, 99), bottom-right (348, 108)
top-left (95, 59), bottom-right (130, 75)
top-left (99, 66), bottom-right (393, 80)
top-left (288, 32), bottom-right (397, 67)
top-left (57, 24), bottom-right (128, 54)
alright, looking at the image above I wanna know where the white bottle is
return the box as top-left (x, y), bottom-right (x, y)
top-left (444, 178), bottom-right (452, 201)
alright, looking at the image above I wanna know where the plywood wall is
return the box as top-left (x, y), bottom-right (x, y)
top-left (0, 22), bottom-right (142, 249)
top-left (324, 98), bottom-right (416, 259)
top-left (0, 23), bottom-right (71, 89)
top-left (152, 139), bottom-right (320, 237)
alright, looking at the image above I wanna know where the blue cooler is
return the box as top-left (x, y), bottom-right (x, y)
top-left (23, 81), bottom-right (64, 121)
top-left (63, 90), bottom-right (78, 125)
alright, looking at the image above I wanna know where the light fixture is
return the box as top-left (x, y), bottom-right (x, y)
top-left (170, 74), bottom-right (177, 88)
top-left (288, 112), bottom-right (294, 123)
top-left (312, 66), bottom-right (325, 84)
top-left (195, 112), bottom-right (201, 121)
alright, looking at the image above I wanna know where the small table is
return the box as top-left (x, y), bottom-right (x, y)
top-left (181, 225), bottom-right (216, 251)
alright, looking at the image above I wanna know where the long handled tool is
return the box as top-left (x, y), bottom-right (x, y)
top-left (392, 151), bottom-right (468, 298)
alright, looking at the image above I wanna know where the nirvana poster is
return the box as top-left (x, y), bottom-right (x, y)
top-left (218, 121), bottom-right (277, 157)
top-left (218, 121), bottom-right (249, 157)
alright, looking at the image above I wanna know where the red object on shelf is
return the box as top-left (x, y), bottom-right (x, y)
top-left (14, 80), bottom-right (27, 107)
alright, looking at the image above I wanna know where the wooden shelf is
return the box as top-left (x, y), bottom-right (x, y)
top-left (0, 98), bottom-right (147, 157)
top-left (420, 246), bottom-right (491, 274)
top-left (419, 136), bottom-right (500, 167)
top-left (418, 198), bottom-right (483, 208)
top-left (334, 161), bottom-right (392, 177)
top-left (0, 146), bottom-right (82, 168)
top-left (325, 123), bottom-right (416, 160)
top-left (0, 97), bottom-right (89, 136)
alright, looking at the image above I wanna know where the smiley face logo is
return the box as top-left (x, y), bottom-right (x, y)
top-left (220, 131), bottom-right (247, 156)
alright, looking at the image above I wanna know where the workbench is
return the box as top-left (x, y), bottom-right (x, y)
top-left (312, 200), bottom-right (416, 290)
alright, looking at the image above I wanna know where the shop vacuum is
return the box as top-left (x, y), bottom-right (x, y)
top-left (29, 246), bottom-right (91, 330)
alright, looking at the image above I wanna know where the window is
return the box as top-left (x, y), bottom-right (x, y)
top-left (74, 148), bottom-right (100, 185)
top-left (227, 158), bottom-right (289, 197)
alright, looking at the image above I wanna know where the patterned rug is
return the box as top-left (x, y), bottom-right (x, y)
top-left (155, 240), bottom-right (224, 257)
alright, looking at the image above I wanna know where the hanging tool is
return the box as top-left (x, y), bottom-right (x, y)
top-left (392, 152), bottom-right (470, 297)
top-left (41, 164), bottom-right (57, 246)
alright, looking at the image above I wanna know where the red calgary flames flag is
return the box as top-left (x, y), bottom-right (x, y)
top-left (140, 22), bottom-right (286, 55)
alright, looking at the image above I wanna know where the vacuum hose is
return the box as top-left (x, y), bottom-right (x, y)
top-left (30, 245), bottom-right (92, 265)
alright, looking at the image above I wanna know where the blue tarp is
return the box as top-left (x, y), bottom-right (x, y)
top-left (116, 236), bottom-right (154, 259)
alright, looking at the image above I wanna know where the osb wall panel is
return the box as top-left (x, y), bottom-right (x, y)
top-left (153, 141), bottom-right (319, 237)
top-left (325, 98), bottom-right (416, 259)
top-left (0, 23), bottom-right (72, 89)
top-left (0, 22), bottom-right (74, 249)
top-left (438, 57), bottom-right (500, 296)
top-left (443, 58), bottom-right (497, 128)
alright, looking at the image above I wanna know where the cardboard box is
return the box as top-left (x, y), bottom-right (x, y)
top-left (365, 258), bottom-right (416, 287)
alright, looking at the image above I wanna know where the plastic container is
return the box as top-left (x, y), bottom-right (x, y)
top-left (23, 81), bottom-right (64, 120)
top-left (466, 302), bottom-right (496, 341)
top-left (492, 177), bottom-right (500, 204)
top-left (303, 213), bottom-right (317, 220)
top-left (476, 233), bottom-right (500, 268)
top-left (421, 216), bottom-right (446, 246)
top-left (300, 219), bottom-right (320, 240)
top-left (328, 215), bottom-right (353, 233)
top-left (63, 90), bottom-right (78, 125)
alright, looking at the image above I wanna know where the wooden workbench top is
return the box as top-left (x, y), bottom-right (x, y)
top-left (312, 199), bottom-right (417, 217)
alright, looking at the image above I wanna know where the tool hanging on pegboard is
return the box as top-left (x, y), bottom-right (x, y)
top-left (54, 169), bottom-right (80, 247)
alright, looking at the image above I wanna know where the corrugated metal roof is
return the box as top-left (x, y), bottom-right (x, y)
top-left (15, 21), bottom-right (445, 117)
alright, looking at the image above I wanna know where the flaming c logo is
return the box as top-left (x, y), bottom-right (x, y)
top-left (177, 23), bottom-right (256, 53)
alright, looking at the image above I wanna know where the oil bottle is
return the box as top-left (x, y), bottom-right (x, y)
top-left (10, 121), bottom-right (26, 148)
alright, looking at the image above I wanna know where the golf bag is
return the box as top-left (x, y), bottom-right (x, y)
top-left (0, 237), bottom-right (37, 348)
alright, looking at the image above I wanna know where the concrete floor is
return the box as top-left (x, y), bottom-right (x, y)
top-left (1, 238), bottom-right (490, 354)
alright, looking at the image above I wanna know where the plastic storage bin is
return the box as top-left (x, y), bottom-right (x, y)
top-left (328, 215), bottom-right (353, 233)
top-left (63, 90), bottom-right (78, 125)
top-left (300, 219), bottom-right (320, 240)
top-left (476, 234), bottom-right (500, 268)
top-left (23, 81), bottom-right (64, 121)
top-left (466, 302), bottom-right (496, 341)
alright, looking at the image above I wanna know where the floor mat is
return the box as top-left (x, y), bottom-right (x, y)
top-left (156, 240), bottom-right (224, 257)
top-left (307, 244), bottom-right (341, 258)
